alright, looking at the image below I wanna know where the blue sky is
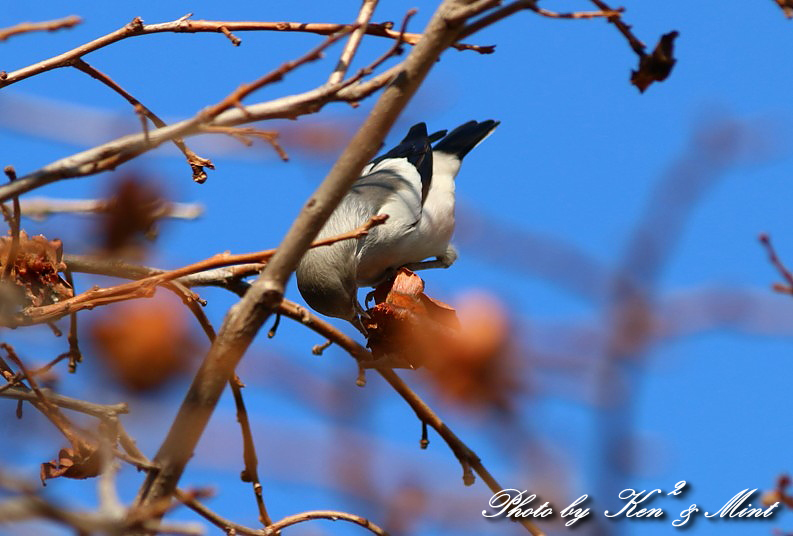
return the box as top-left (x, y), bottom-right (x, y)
top-left (2, 2), bottom-right (793, 535)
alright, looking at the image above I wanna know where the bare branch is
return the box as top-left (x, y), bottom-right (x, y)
top-left (200, 30), bottom-right (353, 122)
top-left (589, 0), bottom-right (646, 56)
top-left (0, 15), bottom-right (492, 90)
top-left (447, 0), bottom-right (502, 23)
top-left (266, 510), bottom-right (388, 535)
top-left (759, 233), bottom-right (793, 290)
top-left (0, 37), bottom-right (394, 202)
top-left (328, 0), bottom-right (380, 85)
top-left (65, 254), bottom-right (541, 534)
top-left (1, 344), bottom-right (91, 452)
top-left (20, 197), bottom-right (203, 221)
top-left (1, 167), bottom-right (20, 282)
top-left (70, 59), bottom-right (214, 183)
top-left (131, 0), bottom-right (522, 520)
top-left (229, 376), bottom-right (273, 526)
top-left (64, 254), bottom-right (263, 293)
top-left (200, 126), bottom-right (289, 161)
top-left (9, 215), bottom-right (386, 326)
top-left (0, 386), bottom-right (128, 419)
top-left (0, 15), bottom-right (81, 42)
top-left (527, 3), bottom-right (622, 19)
top-left (275, 301), bottom-right (544, 536)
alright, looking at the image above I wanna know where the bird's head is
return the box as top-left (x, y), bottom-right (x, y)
top-left (296, 241), bottom-right (359, 322)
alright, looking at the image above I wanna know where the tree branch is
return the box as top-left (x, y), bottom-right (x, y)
top-left (20, 197), bottom-right (203, 221)
top-left (266, 510), bottom-right (388, 535)
top-left (62, 253), bottom-right (543, 535)
top-left (133, 0), bottom-right (506, 515)
top-left (0, 386), bottom-right (128, 419)
top-left (0, 35), bottom-right (400, 202)
top-left (8, 215), bottom-right (386, 326)
top-left (70, 59), bottom-right (213, 183)
top-left (0, 15), bottom-right (81, 42)
top-left (0, 15), bottom-right (491, 89)
top-left (328, 0), bottom-right (380, 85)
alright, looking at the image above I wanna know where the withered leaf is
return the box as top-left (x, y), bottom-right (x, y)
top-left (0, 231), bottom-right (72, 311)
top-left (365, 272), bottom-right (522, 412)
top-left (631, 31), bottom-right (679, 93)
top-left (364, 269), bottom-right (460, 369)
top-left (774, 0), bottom-right (793, 18)
top-left (40, 446), bottom-right (101, 485)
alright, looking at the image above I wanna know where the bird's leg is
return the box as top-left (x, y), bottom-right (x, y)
top-left (351, 300), bottom-right (370, 337)
top-left (403, 244), bottom-right (458, 272)
top-left (365, 265), bottom-right (400, 307)
top-left (365, 289), bottom-right (377, 307)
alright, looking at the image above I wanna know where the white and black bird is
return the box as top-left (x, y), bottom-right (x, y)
top-left (296, 119), bottom-right (499, 332)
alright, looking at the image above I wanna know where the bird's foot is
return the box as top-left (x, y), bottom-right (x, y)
top-left (352, 301), bottom-right (370, 337)
top-left (403, 245), bottom-right (458, 272)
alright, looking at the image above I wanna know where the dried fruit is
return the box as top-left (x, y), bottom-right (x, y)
top-left (0, 231), bottom-right (72, 313)
top-left (96, 174), bottom-right (170, 257)
top-left (364, 270), bottom-right (522, 412)
top-left (89, 299), bottom-right (199, 391)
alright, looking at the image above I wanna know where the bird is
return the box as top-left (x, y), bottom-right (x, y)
top-left (296, 119), bottom-right (499, 333)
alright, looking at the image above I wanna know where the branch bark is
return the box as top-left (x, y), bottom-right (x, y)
top-left (0, 15), bottom-right (490, 89)
top-left (0, 15), bottom-right (81, 42)
top-left (133, 0), bottom-right (498, 515)
top-left (0, 42), bottom-right (397, 203)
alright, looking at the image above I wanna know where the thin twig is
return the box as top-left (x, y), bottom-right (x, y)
top-left (200, 126), bottom-right (289, 161)
top-left (0, 9), bottom-right (424, 204)
top-left (266, 510), bottom-right (388, 535)
top-left (219, 26), bottom-right (241, 46)
top-left (0, 15), bottom-right (81, 42)
top-left (200, 29), bottom-right (353, 121)
top-left (19, 197), bottom-right (204, 221)
top-left (0, 15), bottom-right (490, 89)
top-left (64, 254), bottom-right (263, 294)
top-left (589, 0), bottom-right (646, 56)
top-left (1, 344), bottom-right (89, 451)
top-left (0, 59), bottom-right (396, 203)
top-left (175, 297), bottom-right (275, 527)
top-left (229, 376), bottom-right (273, 526)
top-left (274, 301), bottom-right (543, 536)
top-left (179, 489), bottom-right (388, 536)
top-left (0, 387), bottom-right (127, 419)
top-left (70, 59), bottom-right (213, 183)
top-left (61, 269), bottom-right (82, 372)
top-left (527, 2), bottom-right (622, 19)
top-left (458, 1), bottom-right (532, 41)
top-left (328, 0), bottom-right (380, 85)
top-left (8, 215), bottom-right (387, 326)
top-left (132, 0), bottom-right (498, 515)
top-left (59, 252), bottom-right (542, 534)
top-left (760, 233), bottom-right (793, 289)
top-left (1, 166), bottom-right (20, 281)
top-left (0, 27), bottom-right (402, 202)
top-left (176, 490), bottom-right (257, 534)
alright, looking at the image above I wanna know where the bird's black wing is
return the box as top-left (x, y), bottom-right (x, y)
top-left (367, 123), bottom-right (436, 205)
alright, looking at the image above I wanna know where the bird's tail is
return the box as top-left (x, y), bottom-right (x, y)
top-left (433, 119), bottom-right (500, 159)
